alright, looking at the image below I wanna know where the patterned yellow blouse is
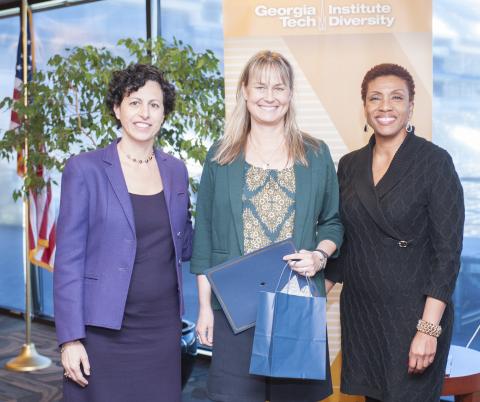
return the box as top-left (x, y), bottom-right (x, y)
top-left (242, 163), bottom-right (296, 254)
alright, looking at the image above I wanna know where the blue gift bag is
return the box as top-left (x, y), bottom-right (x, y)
top-left (249, 269), bottom-right (327, 380)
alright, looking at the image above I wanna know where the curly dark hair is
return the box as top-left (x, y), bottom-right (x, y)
top-left (361, 63), bottom-right (415, 104)
top-left (106, 63), bottom-right (176, 127)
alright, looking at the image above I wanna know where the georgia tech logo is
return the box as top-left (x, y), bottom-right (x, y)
top-left (254, 5), bottom-right (317, 28)
top-left (254, 2), bottom-right (396, 31)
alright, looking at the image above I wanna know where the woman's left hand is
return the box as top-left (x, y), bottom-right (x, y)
top-left (408, 331), bottom-right (437, 374)
top-left (283, 249), bottom-right (325, 277)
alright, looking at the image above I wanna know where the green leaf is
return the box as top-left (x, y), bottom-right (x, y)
top-left (0, 37), bottom-right (224, 205)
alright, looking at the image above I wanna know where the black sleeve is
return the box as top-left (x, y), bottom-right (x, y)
top-left (423, 150), bottom-right (465, 303)
top-left (324, 155), bottom-right (348, 284)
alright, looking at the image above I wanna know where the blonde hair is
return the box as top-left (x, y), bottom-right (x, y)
top-left (213, 50), bottom-right (319, 166)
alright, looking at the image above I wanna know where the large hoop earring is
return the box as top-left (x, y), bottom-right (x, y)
top-left (406, 122), bottom-right (413, 133)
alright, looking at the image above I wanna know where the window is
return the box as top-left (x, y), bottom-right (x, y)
top-left (0, 15), bottom-right (24, 312)
top-left (433, 0), bottom-right (480, 349)
top-left (160, 0), bottom-right (223, 66)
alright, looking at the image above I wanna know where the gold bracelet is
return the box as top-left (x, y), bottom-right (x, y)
top-left (416, 319), bottom-right (442, 338)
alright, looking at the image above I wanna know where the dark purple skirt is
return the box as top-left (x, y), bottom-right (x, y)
top-left (63, 192), bottom-right (181, 402)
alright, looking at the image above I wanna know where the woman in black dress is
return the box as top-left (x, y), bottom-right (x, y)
top-left (325, 63), bottom-right (464, 402)
top-left (54, 64), bottom-right (192, 402)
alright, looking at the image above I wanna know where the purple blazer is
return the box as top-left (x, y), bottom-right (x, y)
top-left (53, 140), bottom-right (193, 346)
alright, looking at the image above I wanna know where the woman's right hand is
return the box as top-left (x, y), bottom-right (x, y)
top-left (61, 340), bottom-right (90, 387)
top-left (196, 306), bottom-right (214, 346)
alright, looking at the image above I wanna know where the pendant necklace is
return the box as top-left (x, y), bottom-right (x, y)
top-left (249, 135), bottom-right (285, 169)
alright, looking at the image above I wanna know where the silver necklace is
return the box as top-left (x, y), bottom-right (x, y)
top-left (249, 135), bottom-right (285, 169)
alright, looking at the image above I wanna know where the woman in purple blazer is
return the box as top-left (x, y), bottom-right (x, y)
top-left (53, 64), bottom-right (193, 402)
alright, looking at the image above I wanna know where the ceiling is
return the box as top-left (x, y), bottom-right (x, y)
top-left (0, 0), bottom-right (101, 13)
top-left (0, 1), bottom-right (50, 11)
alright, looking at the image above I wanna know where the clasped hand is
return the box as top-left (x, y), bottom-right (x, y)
top-left (283, 249), bottom-right (325, 277)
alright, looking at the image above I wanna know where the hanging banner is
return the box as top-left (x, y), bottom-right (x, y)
top-left (223, 0), bottom-right (432, 160)
top-left (223, 1), bottom-right (432, 400)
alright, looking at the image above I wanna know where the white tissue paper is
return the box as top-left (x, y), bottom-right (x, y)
top-left (280, 275), bottom-right (312, 297)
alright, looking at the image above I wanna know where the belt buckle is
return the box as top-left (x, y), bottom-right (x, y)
top-left (398, 240), bottom-right (408, 248)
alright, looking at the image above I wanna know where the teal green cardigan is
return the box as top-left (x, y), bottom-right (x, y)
top-left (190, 141), bottom-right (344, 309)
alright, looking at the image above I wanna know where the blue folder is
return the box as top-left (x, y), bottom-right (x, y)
top-left (205, 238), bottom-right (296, 334)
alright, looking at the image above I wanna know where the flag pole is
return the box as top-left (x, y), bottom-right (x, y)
top-left (5, 0), bottom-right (51, 372)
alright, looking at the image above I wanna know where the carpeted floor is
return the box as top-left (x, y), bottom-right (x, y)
top-left (0, 314), bottom-right (211, 402)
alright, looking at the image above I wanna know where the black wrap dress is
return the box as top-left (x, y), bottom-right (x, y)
top-left (325, 132), bottom-right (464, 402)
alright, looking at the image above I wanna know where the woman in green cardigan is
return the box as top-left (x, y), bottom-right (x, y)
top-left (190, 50), bottom-right (344, 402)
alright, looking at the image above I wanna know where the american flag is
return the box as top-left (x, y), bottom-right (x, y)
top-left (9, 11), bottom-right (32, 172)
top-left (11, 9), bottom-right (56, 271)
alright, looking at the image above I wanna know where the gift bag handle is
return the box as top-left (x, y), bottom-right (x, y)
top-left (274, 262), bottom-right (292, 292)
top-left (274, 261), bottom-right (319, 297)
